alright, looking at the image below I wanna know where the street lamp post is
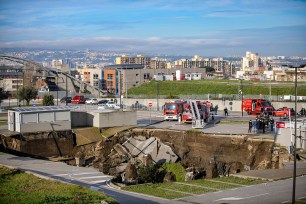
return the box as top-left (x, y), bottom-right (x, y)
top-left (56, 74), bottom-right (58, 106)
top-left (65, 74), bottom-right (68, 106)
top-left (288, 64), bottom-right (305, 204)
top-left (16, 69), bottom-right (19, 107)
top-left (240, 78), bottom-right (243, 117)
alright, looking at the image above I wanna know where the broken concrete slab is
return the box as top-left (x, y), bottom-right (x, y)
top-left (113, 143), bottom-right (130, 158)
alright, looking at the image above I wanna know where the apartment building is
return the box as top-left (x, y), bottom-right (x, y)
top-left (173, 55), bottom-right (235, 78)
top-left (115, 54), bottom-right (151, 68)
top-left (242, 51), bottom-right (261, 72)
top-left (0, 66), bottom-right (23, 93)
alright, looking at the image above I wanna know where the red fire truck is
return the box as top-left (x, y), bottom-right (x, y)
top-left (163, 100), bottom-right (186, 121)
top-left (181, 101), bottom-right (211, 123)
top-left (242, 98), bottom-right (275, 115)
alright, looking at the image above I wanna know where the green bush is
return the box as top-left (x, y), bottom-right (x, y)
top-left (137, 164), bottom-right (166, 184)
top-left (42, 94), bottom-right (54, 106)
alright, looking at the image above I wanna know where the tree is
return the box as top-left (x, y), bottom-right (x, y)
top-left (18, 86), bottom-right (38, 106)
top-left (204, 66), bottom-right (215, 73)
top-left (42, 94), bottom-right (54, 106)
top-left (0, 88), bottom-right (4, 105)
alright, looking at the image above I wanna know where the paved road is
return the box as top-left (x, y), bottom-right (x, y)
top-left (177, 175), bottom-right (306, 204)
top-left (0, 152), bottom-right (166, 204)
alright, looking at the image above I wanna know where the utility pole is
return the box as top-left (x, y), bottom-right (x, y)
top-left (56, 74), bottom-right (58, 106)
top-left (269, 77), bottom-right (272, 101)
top-left (240, 78), bottom-right (243, 117)
top-left (65, 74), bottom-right (68, 106)
top-left (16, 69), bottom-right (19, 107)
top-left (156, 81), bottom-right (160, 111)
top-left (289, 64), bottom-right (306, 204)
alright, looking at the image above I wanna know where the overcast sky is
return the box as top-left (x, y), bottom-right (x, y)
top-left (0, 0), bottom-right (305, 56)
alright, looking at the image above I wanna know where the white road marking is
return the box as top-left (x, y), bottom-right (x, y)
top-left (215, 193), bottom-right (269, 201)
top-left (55, 172), bottom-right (99, 176)
top-left (77, 175), bottom-right (111, 179)
top-left (89, 180), bottom-right (110, 184)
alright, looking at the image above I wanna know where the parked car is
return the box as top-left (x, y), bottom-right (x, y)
top-left (98, 99), bottom-right (109, 105)
top-left (60, 96), bottom-right (72, 103)
top-left (105, 101), bottom-right (120, 109)
top-left (97, 104), bottom-right (107, 110)
top-left (273, 107), bottom-right (295, 118)
top-left (85, 98), bottom-right (98, 105)
top-left (71, 95), bottom-right (86, 104)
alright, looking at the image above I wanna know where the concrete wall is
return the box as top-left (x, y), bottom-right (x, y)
top-left (20, 121), bottom-right (71, 133)
top-left (94, 111), bottom-right (136, 128)
top-left (121, 98), bottom-right (306, 112)
top-left (71, 110), bottom-right (137, 128)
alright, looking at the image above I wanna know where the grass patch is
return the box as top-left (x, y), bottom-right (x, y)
top-left (185, 179), bottom-right (242, 190)
top-left (123, 176), bottom-right (266, 199)
top-left (219, 120), bottom-right (249, 124)
top-left (0, 165), bottom-right (117, 204)
top-left (0, 120), bottom-right (7, 125)
top-left (214, 176), bottom-right (265, 185)
top-left (122, 183), bottom-right (188, 199)
top-left (128, 80), bottom-right (306, 96)
top-left (162, 163), bottom-right (186, 182)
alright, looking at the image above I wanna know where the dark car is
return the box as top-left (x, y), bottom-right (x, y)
top-left (60, 96), bottom-right (72, 103)
top-left (98, 99), bottom-right (109, 104)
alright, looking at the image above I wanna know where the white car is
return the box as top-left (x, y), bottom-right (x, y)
top-left (85, 98), bottom-right (98, 105)
top-left (106, 101), bottom-right (120, 109)
top-left (97, 104), bottom-right (107, 110)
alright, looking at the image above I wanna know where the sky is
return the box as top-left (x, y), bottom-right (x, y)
top-left (0, 0), bottom-right (306, 56)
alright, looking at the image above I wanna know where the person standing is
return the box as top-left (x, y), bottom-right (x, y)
top-left (215, 105), bottom-right (218, 115)
top-left (248, 120), bottom-right (253, 133)
top-left (270, 117), bottom-right (275, 131)
top-left (224, 107), bottom-right (228, 116)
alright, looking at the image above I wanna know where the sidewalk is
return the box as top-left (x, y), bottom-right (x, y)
top-left (233, 161), bottom-right (306, 181)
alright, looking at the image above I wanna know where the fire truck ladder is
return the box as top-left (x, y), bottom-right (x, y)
top-left (189, 100), bottom-right (204, 129)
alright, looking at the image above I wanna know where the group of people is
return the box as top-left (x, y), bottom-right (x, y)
top-left (248, 116), bottom-right (274, 134)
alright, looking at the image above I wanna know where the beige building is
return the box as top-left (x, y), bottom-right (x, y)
top-left (173, 55), bottom-right (235, 78)
top-left (275, 67), bottom-right (306, 82)
top-left (242, 51), bottom-right (260, 72)
top-left (115, 54), bottom-right (151, 68)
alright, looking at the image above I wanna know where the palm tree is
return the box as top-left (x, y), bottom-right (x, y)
top-left (18, 86), bottom-right (38, 106)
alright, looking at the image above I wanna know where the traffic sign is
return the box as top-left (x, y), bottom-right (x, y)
top-left (148, 102), bottom-right (152, 107)
top-left (276, 121), bottom-right (285, 128)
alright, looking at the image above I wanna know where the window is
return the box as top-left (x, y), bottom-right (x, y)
top-left (93, 74), bottom-right (99, 79)
top-left (107, 81), bottom-right (113, 87)
top-left (93, 82), bottom-right (99, 86)
top-left (107, 74), bottom-right (113, 80)
top-left (144, 73), bottom-right (150, 79)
